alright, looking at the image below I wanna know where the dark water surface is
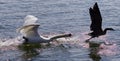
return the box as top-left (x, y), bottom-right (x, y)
top-left (0, 0), bottom-right (120, 61)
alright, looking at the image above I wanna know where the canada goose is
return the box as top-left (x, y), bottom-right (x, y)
top-left (86, 2), bottom-right (114, 42)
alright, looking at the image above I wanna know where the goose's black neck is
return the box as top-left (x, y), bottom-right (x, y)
top-left (103, 28), bottom-right (114, 35)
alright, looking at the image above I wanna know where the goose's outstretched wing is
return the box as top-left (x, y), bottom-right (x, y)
top-left (89, 3), bottom-right (103, 33)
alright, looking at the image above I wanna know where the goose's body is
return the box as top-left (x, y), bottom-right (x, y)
top-left (18, 15), bottom-right (71, 43)
top-left (87, 3), bottom-right (114, 41)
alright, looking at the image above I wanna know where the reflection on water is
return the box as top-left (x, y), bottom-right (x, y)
top-left (18, 43), bottom-right (71, 61)
top-left (87, 41), bottom-right (101, 61)
top-left (21, 40), bottom-right (103, 61)
top-left (18, 43), bottom-right (42, 61)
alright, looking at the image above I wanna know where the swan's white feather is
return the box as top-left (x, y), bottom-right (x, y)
top-left (24, 15), bottom-right (38, 26)
top-left (17, 15), bottom-right (71, 43)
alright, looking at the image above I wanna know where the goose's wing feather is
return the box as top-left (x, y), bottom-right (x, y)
top-left (89, 3), bottom-right (103, 33)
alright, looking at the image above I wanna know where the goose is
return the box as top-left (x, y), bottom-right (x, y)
top-left (86, 2), bottom-right (114, 42)
top-left (18, 15), bottom-right (72, 43)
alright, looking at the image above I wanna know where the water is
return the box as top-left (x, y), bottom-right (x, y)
top-left (0, 0), bottom-right (120, 61)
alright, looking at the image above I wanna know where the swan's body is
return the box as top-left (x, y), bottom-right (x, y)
top-left (86, 2), bottom-right (114, 42)
top-left (18, 15), bottom-right (71, 43)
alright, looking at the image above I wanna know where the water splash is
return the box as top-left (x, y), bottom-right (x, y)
top-left (0, 36), bottom-right (24, 47)
top-left (98, 42), bottom-right (120, 56)
top-left (80, 32), bottom-right (120, 56)
top-left (0, 31), bottom-right (119, 57)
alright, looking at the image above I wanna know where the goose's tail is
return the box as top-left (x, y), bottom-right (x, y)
top-left (50, 33), bottom-right (72, 41)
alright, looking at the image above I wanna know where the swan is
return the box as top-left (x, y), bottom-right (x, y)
top-left (18, 15), bottom-right (72, 43)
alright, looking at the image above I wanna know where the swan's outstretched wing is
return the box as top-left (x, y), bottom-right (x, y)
top-left (18, 25), bottom-right (40, 37)
top-left (17, 15), bottom-right (39, 35)
top-left (89, 3), bottom-right (103, 33)
top-left (24, 15), bottom-right (38, 26)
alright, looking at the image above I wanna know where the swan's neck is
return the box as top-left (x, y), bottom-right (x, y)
top-left (50, 34), bottom-right (71, 41)
top-left (23, 34), bottom-right (71, 43)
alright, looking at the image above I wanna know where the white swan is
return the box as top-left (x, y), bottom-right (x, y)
top-left (18, 15), bottom-right (72, 43)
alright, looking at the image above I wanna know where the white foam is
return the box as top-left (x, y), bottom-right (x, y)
top-left (0, 36), bottom-right (24, 47)
top-left (54, 32), bottom-right (90, 48)
top-left (98, 43), bottom-right (120, 56)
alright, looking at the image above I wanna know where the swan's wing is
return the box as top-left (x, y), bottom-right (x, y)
top-left (24, 15), bottom-right (38, 26)
top-left (89, 2), bottom-right (103, 33)
top-left (17, 15), bottom-right (40, 34)
top-left (17, 25), bottom-right (40, 36)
